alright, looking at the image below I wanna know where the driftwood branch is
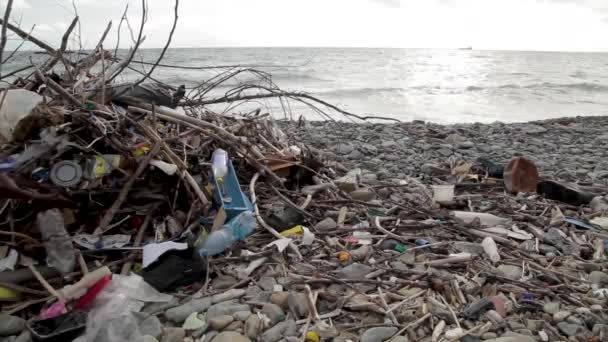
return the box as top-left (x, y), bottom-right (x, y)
top-left (184, 85), bottom-right (401, 122)
top-left (0, 0), bottom-right (14, 78)
top-left (0, 17), bottom-right (56, 55)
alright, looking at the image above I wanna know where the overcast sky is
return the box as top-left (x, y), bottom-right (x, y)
top-left (2, 0), bottom-right (608, 51)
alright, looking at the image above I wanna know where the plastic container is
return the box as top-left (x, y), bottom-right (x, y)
top-left (211, 157), bottom-right (253, 221)
top-left (198, 211), bottom-right (257, 256)
top-left (211, 148), bottom-right (228, 179)
top-left (432, 185), bottom-right (455, 203)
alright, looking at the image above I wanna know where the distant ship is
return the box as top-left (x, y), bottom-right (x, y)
top-left (459, 47), bottom-right (473, 50)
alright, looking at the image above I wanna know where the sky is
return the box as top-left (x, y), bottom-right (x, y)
top-left (2, 0), bottom-right (608, 51)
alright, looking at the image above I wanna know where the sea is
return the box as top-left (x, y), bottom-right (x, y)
top-left (5, 48), bottom-right (608, 123)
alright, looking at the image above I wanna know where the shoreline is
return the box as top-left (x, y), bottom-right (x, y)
top-left (282, 115), bottom-right (608, 188)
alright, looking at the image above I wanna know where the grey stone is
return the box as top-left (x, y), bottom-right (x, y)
top-left (486, 337), bottom-right (535, 342)
top-left (161, 328), bottom-right (185, 342)
top-left (481, 333), bottom-right (497, 340)
top-left (496, 265), bottom-right (522, 280)
top-left (507, 321), bottom-right (526, 330)
top-left (458, 141), bottom-right (475, 149)
top-left (314, 217), bottom-right (337, 231)
top-left (257, 277), bottom-right (277, 291)
top-left (445, 134), bottom-right (466, 144)
top-left (232, 311), bottom-right (252, 321)
top-left (270, 292), bottom-right (289, 309)
top-left (437, 147), bottom-right (452, 157)
top-left (347, 149), bottom-right (364, 160)
top-left (553, 311), bottom-right (571, 322)
top-left (260, 320), bottom-right (296, 342)
top-left (211, 275), bottom-right (237, 290)
top-left (339, 263), bottom-right (373, 279)
top-left (543, 302), bottom-right (561, 315)
top-left (207, 301), bottom-right (251, 321)
top-left (139, 315), bottom-right (162, 338)
top-left (209, 315), bottom-right (234, 331)
top-left (287, 292), bottom-right (309, 318)
top-left (349, 188), bottom-right (376, 201)
top-left (557, 322), bottom-right (585, 336)
top-left (0, 314), bottom-right (25, 336)
top-left (262, 303), bottom-right (285, 324)
top-left (14, 331), bottom-right (31, 342)
top-left (526, 319), bottom-right (544, 332)
top-left (593, 324), bottom-right (608, 336)
top-left (244, 314), bottom-right (263, 339)
top-left (165, 297), bottom-right (212, 323)
top-left (566, 315), bottom-right (584, 325)
top-left (203, 331), bottom-right (218, 342)
top-left (360, 327), bottom-right (399, 342)
top-left (514, 329), bottom-right (533, 336)
top-left (211, 332), bottom-right (251, 342)
top-left (225, 320), bottom-right (244, 332)
top-left (212, 289), bottom-right (246, 303)
top-left (390, 337), bottom-right (409, 342)
top-left (589, 271), bottom-right (608, 286)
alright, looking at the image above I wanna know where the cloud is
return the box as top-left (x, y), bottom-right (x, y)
top-left (370, 0), bottom-right (404, 7)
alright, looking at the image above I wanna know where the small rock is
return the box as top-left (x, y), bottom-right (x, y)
top-left (339, 263), bottom-right (373, 279)
top-left (208, 315), bottom-right (234, 331)
top-left (140, 315), bottom-right (163, 338)
top-left (526, 319), bottom-right (544, 332)
top-left (203, 331), bottom-right (218, 342)
top-left (589, 271), bottom-right (608, 286)
top-left (257, 277), bottom-right (277, 291)
top-left (445, 133), bottom-right (465, 144)
top-left (360, 327), bottom-right (398, 342)
top-left (553, 311), bottom-right (571, 322)
top-left (543, 301), bottom-right (561, 315)
top-left (496, 265), bottom-right (522, 280)
top-left (232, 311), bottom-right (251, 321)
top-left (270, 292), bottom-right (289, 309)
top-left (183, 312), bottom-right (206, 330)
top-left (349, 245), bottom-right (372, 261)
top-left (481, 332), bottom-right (497, 340)
top-left (557, 322), bottom-right (585, 337)
top-left (207, 301), bottom-right (251, 321)
top-left (314, 217), bottom-right (337, 231)
top-left (491, 334), bottom-right (535, 342)
top-left (212, 289), bottom-right (246, 304)
top-left (223, 321), bottom-right (243, 332)
top-left (260, 320), bottom-right (296, 342)
top-left (244, 314), bottom-right (263, 339)
top-left (262, 303), bottom-right (285, 325)
top-left (162, 328), bottom-right (186, 342)
top-left (508, 321), bottom-right (526, 330)
top-left (211, 332), bottom-right (251, 342)
top-left (211, 275), bottom-right (237, 290)
top-left (14, 331), bottom-right (31, 342)
top-left (142, 337), bottom-right (159, 342)
top-left (538, 330), bottom-right (549, 341)
top-left (458, 141), bottom-right (475, 149)
top-left (165, 297), bottom-right (212, 323)
top-left (566, 315), bottom-right (584, 325)
top-left (349, 188), bottom-right (376, 201)
top-left (287, 292), bottom-right (310, 318)
top-left (593, 324), bottom-right (608, 336)
top-left (0, 314), bottom-right (25, 336)
top-left (390, 337), bottom-right (409, 342)
top-left (590, 304), bottom-right (603, 312)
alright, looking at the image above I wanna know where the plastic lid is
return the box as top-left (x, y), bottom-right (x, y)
top-left (50, 161), bottom-right (83, 188)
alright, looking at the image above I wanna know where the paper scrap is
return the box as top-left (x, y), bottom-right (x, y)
top-left (143, 241), bottom-right (188, 268)
top-left (73, 234), bottom-right (131, 250)
top-left (266, 238), bottom-right (293, 252)
top-left (0, 249), bottom-right (18, 272)
top-left (301, 227), bottom-right (315, 246)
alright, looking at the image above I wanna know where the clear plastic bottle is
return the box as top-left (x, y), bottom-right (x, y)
top-left (211, 148), bottom-right (228, 179)
top-left (198, 211), bottom-right (257, 256)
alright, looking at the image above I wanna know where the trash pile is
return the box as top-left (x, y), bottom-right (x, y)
top-left (2, 14), bottom-right (608, 342)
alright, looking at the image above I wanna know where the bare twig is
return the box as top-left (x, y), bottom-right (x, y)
top-left (0, 0), bottom-right (14, 78)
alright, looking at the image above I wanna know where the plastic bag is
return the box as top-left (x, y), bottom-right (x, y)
top-left (74, 274), bottom-right (172, 342)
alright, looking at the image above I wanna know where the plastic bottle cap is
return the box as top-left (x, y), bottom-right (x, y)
top-left (338, 251), bottom-right (350, 261)
top-left (305, 331), bottom-right (320, 342)
top-left (50, 161), bottom-right (83, 188)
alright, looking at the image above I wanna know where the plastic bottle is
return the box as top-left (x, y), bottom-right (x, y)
top-left (199, 211), bottom-right (257, 256)
top-left (481, 237), bottom-right (501, 262)
top-left (211, 148), bottom-right (228, 179)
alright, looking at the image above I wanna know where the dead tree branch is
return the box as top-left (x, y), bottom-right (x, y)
top-left (0, 0), bottom-right (14, 78)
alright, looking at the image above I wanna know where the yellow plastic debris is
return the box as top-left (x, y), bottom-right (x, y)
top-left (0, 286), bottom-right (20, 301)
top-left (305, 331), bottom-right (320, 342)
top-left (280, 225), bottom-right (303, 237)
top-left (337, 251), bottom-right (350, 262)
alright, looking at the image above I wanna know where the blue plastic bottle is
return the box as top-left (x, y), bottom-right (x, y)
top-left (199, 211), bottom-right (257, 256)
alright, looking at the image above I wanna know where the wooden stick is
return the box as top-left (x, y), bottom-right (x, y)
top-left (0, 0), bottom-right (13, 78)
top-left (121, 209), bottom-right (154, 275)
top-left (95, 142), bottom-right (160, 234)
top-left (250, 172), bottom-right (302, 260)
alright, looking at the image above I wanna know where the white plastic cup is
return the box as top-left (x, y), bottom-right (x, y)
top-left (432, 185), bottom-right (455, 203)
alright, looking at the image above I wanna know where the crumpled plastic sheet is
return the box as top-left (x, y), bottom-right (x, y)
top-left (73, 274), bottom-right (173, 342)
